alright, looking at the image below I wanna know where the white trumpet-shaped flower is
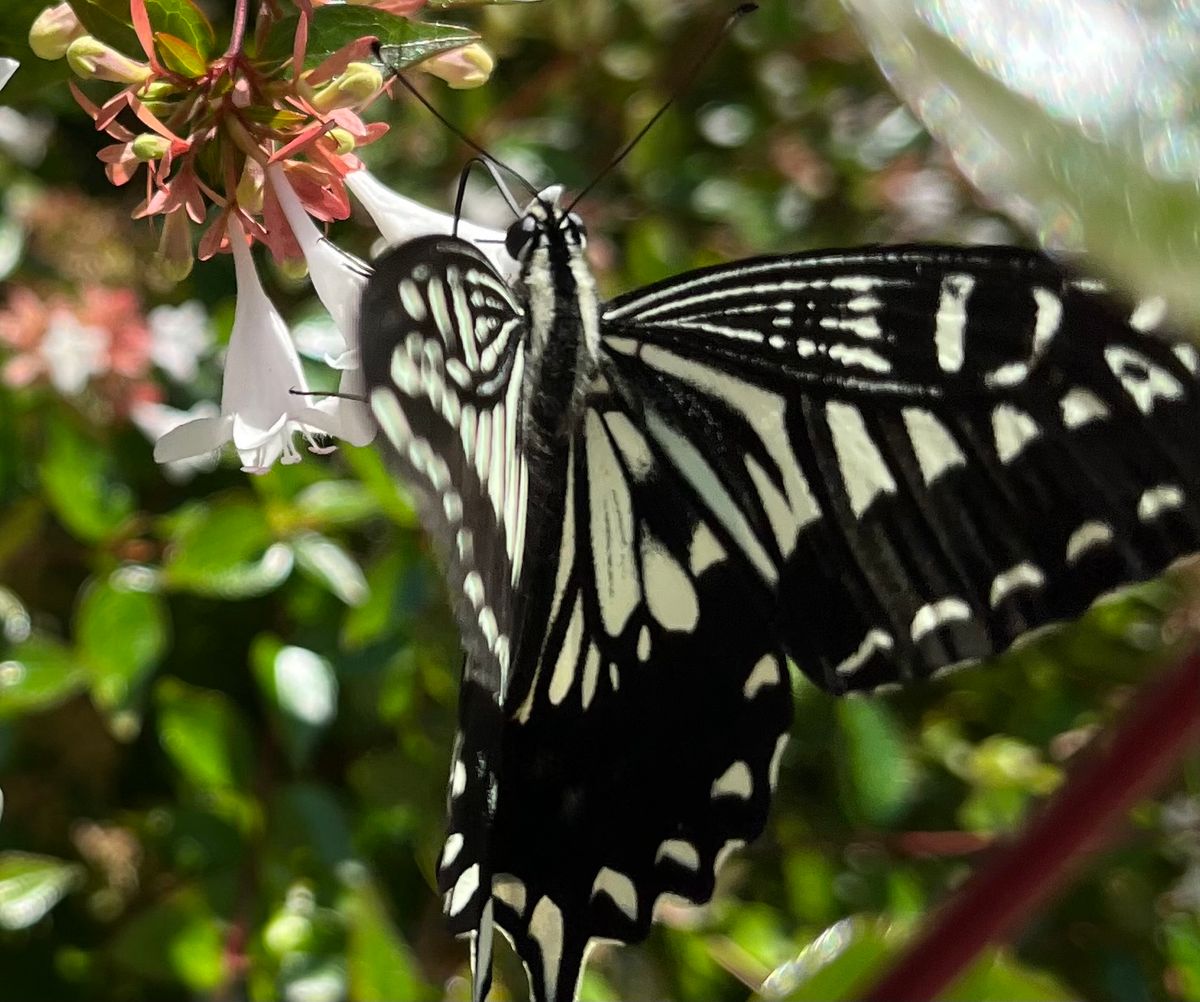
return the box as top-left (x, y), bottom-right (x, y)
top-left (344, 168), bottom-right (514, 279)
top-left (269, 165), bottom-right (375, 449)
top-left (0, 59), bottom-right (17, 92)
top-left (154, 219), bottom-right (355, 473)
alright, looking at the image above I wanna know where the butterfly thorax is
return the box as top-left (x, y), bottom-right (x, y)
top-left (508, 187), bottom-right (601, 445)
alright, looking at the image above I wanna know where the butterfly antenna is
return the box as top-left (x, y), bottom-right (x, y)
top-left (385, 65), bottom-right (539, 201)
top-left (564, 3), bottom-right (758, 216)
top-left (289, 388), bottom-right (368, 403)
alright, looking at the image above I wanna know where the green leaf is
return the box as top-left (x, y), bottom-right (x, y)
top-left (836, 699), bottom-right (916, 826)
top-left (162, 498), bottom-right (293, 598)
top-left (294, 533), bottom-right (369, 606)
top-left (339, 445), bottom-right (418, 528)
top-left (154, 32), bottom-right (206, 77)
top-left (75, 576), bottom-right (169, 719)
top-left (145, 0), bottom-right (216, 58)
top-left (0, 634), bottom-right (87, 719)
top-left (426, 0), bottom-right (543, 6)
top-left (257, 7), bottom-right (478, 70)
top-left (109, 888), bottom-right (224, 991)
top-left (38, 418), bottom-right (134, 543)
top-left (252, 636), bottom-right (338, 769)
top-left (155, 677), bottom-right (253, 792)
top-left (940, 949), bottom-right (1078, 1001)
top-left (0, 853), bottom-right (82, 930)
top-left (294, 480), bottom-right (380, 527)
top-left (341, 864), bottom-right (434, 1000)
top-left (67, 0), bottom-right (141, 55)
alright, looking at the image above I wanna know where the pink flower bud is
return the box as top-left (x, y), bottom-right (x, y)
top-left (420, 43), bottom-right (494, 90)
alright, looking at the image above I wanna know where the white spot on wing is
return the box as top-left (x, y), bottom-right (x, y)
top-left (493, 874), bottom-right (527, 917)
top-left (714, 839), bottom-right (746, 874)
top-left (1066, 520), bottom-right (1113, 563)
top-left (1130, 296), bottom-right (1167, 332)
top-left (689, 522), bottom-right (726, 576)
top-left (1031, 287), bottom-right (1061, 356)
top-left (711, 761), bottom-right (753, 800)
top-left (769, 734), bottom-right (788, 789)
top-left (581, 643), bottom-right (601, 710)
top-left (1105, 345), bottom-right (1185, 415)
top-left (989, 562), bottom-right (1045, 607)
top-left (548, 594), bottom-right (584, 706)
top-left (902, 407), bottom-right (965, 485)
top-left (1138, 484), bottom-right (1185, 521)
top-left (826, 401), bottom-right (896, 516)
top-left (591, 867), bottom-right (638, 922)
top-left (743, 654), bottom-right (781, 699)
top-left (934, 273), bottom-right (974, 373)
top-left (835, 628), bottom-right (894, 676)
top-left (451, 758), bottom-right (466, 798)
top-left (440, 832), bottom-right (464, 869)
top-left (991, 404), bottom-right (1040, 463)
top-left (448, 863), bottom-right (480, 918)
top-left (637, 625), bottom-right (651, 662)
top-left (1060, 387), bottom-right (1110, 428)
top-left (910, 598), bottom-right (972, 643)
top-left (528, 896), bottom-right (564, 1002)
top-left (641, 538), bottom-right (700, 632)
top-left (656, 839), bottom-right (701, 871)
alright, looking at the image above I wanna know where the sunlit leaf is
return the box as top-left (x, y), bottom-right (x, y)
top-left (253, 635), bottom-right (338, 768)
top-left (154, 32), bottom-right (206, 78)
top-left (109, 888), bottom-right (224, 991)
top-left (836, 699), bottom-right (916, 826)
top-left (940, 948), bottom-right (1079, 1001)
top-left (0, 853), bottom-right (81, 931)
top-left (294, 533), bottom-right (369, 607)
top-left (0, 634), bottom-right (86, 719)
top-left (341, 864), bottom-right (434, 1001)
top-left (38, 418), bottom-right (133, 543)
top-left (75, 576), bottom-right (168, 720)
top-left (155, 677), bottom-right (253, 792)
top-left (162, 498), bottom-right (293, 598)
top-left (257, 7), bottom-right (478, 70)
top-left (294, 480), bottom-right (380, 527)
top-left (144, 0), bottom-right (216, 58)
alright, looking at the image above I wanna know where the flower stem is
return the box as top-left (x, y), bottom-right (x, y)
top-left (859, 649), bottom-right (1200, 1002)
top-left (225, 0), bottom-right (250, 59)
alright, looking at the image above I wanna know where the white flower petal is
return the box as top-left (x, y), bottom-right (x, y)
top-left (232, 411), bottom-right (288, 451)
top-left (148, 301), bottom-right (212, 382)
top-left (0, 59), bottom-right (18, 92)
top-left (152, 414), bottom-right (232, 463)
top-left (269, 165), bottom-right (369, 343)
top-left (345, 168), bottom-right (515, 278)
top-left (39, 313), bottom-right (108, 395)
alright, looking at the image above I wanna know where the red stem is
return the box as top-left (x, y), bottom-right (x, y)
top-left (860, 651), bottom-right (1200, 1002)
top-left (225, 0), bottom-right (251, 59)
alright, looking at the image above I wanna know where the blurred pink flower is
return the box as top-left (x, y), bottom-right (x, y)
top-left (0, 284), bottom-right (160, 416)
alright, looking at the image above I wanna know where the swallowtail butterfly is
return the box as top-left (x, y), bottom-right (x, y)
top-left (359, 182), bottom-right (1200, 1000)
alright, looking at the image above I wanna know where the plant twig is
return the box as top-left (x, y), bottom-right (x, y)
top-left (860, 650), bottom-right (1200, 1002)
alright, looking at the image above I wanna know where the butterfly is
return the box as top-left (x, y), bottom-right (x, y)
top-left (357, 181), bottom-right (1200, 1001)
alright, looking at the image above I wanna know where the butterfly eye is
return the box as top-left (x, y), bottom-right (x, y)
top-left (505, 214), bottom-right (539, 260)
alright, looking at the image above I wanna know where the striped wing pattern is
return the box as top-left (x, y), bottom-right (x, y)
top-left (359, 235), bottom-right (533, 997)
top-left (603, 247), bottom-right (1200, 692)
top-left (363, 234), bottom-right (1200, 1002)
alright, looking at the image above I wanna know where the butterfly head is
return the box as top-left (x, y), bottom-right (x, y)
top-left (505, 184), bottom-right (588, 262)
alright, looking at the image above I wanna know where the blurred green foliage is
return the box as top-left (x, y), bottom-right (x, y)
top-left (0, 1), bottom-right (1198, 1000)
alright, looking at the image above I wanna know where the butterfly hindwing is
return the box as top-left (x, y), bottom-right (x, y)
top-left (486, 400), bottom-right (792, 1001)
top-left (602, 246), bottom-right (1200, 693)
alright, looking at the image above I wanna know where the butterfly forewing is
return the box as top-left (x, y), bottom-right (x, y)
top-left (602, 246), bottom-right (1200, 692)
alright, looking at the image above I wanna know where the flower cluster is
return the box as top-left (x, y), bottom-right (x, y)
top-left (0, 285), bottom-right (167, 415)
top-left (20, 1), bottom-right (510, 475)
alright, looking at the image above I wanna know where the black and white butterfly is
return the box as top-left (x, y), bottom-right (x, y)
top-left (358, 182), bottom-right (1200, 1001)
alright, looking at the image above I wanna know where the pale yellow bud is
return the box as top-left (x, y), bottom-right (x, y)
top-left (157, 210), bottom-right (194, 283)
top-left (29, 3), bottom-right (84, 61)
top-left (310, 62), bottom-right (385, 114)
top-left (236, 166), bottom-right (264, 215)
top-left (131, 133), bottom-right (171, 161)
top-left (328, 127), bottom-right (356, 156)
top-left (66, 36), bottom-right (151, 85)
